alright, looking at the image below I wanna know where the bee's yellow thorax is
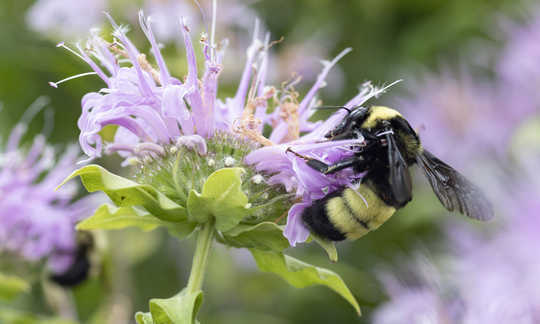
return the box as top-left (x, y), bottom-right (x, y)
top-left (361, 106), bottom-right (402, 128)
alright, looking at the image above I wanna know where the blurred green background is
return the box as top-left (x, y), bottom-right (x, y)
top-left (0, 0), bottom-right (531, 323)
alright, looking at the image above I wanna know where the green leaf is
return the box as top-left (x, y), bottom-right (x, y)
top-left (77, 204), bottom-right (163, 231)
top-left (311, 235), bottom-right (338, 262)
top-left (77, 204), bottom-right (197, 240)
top-left (220, 222), bottom-right (289, 252)
top-left (60, 165), bottom-right (187, 222)
top-left (135, 289), bottom-right (203, 324)
top-left (250, 250), bottom-right (361, 316)
top-left (186, 168), bottom-right (249, 231)
top-left (0, 272), bottom-right (30, 301)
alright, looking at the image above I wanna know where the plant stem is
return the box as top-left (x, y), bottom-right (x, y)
top-left (186, 221), bottom-right (214, 293)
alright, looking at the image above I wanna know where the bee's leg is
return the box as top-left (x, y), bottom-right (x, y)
top-left (321, 156), bottom-right (369, 174)
top-left (286, 148), bottom-right (332, 173)
top-left (285, 147), bottom-right (310, 160)
top-left (286, 148), bottom-right (371, 175)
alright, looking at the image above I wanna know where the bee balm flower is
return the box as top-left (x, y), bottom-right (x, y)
top-left (54, 11), bottom-right (396, 247)
top-left (0, 100), bottom-right (95, 275)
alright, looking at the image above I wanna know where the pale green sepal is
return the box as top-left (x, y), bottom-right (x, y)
top-left (250, 250), bottom-right (361, 316)
top-left (186, 190), bottom-right (211, 224)
top-left (311, 235), bottom-right (338, 262)
top-left (186, 168), bottom-right (249, 231)
top-left (136, 289), bottom-right (204, 324)
top-left (166, 221), bottom-right (198, 241)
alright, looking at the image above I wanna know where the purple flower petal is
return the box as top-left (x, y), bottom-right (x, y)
top-left (284, 202), bottom-right (311, 246)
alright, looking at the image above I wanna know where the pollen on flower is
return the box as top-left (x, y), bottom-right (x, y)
top-left (280, 101), bottom-right (300, 142)
top-left (224, 156), bottom-right (235, 166)
top-left (207, 159), bottom-right (216, 167)
top-left (142, 155), bottom-right (153, 164)
top-left (251, 174), bottom-right (264, 184)
top-left (137, 53), bottom-right (161, 84)
top-left (126, 157), bottom-right (141, 166)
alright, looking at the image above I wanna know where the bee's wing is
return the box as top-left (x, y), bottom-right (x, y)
top-left (386, 133), bottom-right (413, 205)
top-left (416, 149), bottom-right (493, 220)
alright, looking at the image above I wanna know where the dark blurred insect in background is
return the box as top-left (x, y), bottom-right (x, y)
top-left (49, 231), bottom-right (94, 287)
top-left (288, 105), bottom-right (493, 241)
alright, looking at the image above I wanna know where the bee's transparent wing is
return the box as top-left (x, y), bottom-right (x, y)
top-left (386, 133), bottom-right (412, 205)
top-left (416, 149), bottom-right (493, 220)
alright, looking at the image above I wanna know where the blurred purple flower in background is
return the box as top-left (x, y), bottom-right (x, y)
top-left (0, 98), bottom-right (95, 274)
top-left (397, 9), bottom-right (540, 168)
top-left (374, 170), bottom-right (540, 323)
top-left (275, 34), bottom-right (346, 93)
top-left (143, 0), bottom-right (256, 42)
top-left (143, 0), bottom-right (199, 42)
top-left (396, 71), bottom-right (501, 166)
top-left (497, 7), bottom-right (540, 116)
top-left (373, 260), bottom-right (461, 324)
top-left (374, 8), bottom-right (540, 323)
top-left (26, 0), bottom-right (106, 39)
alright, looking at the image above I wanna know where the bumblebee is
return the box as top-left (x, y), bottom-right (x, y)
top-left (288, 106), bottom-right (493, 241)
top-left (50, 231), bottom-right (94, 287)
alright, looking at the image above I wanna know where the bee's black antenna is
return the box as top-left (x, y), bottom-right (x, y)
top-left (314, 106), bottom-right (352, 114)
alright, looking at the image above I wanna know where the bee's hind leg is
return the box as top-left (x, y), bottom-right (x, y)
top-left (286, 148), bottom-right (365, 175)
top-left (285, 148), bottom-right (332, 173)
top-left (319, 156), bottom-right (365, 174)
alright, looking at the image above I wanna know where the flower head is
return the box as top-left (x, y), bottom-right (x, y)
top-left (55, 10), bottom-right (398, 247)
top-left (0, 99), bottom-right (95, 274)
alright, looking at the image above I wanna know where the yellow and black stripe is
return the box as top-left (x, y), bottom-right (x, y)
top-left (302, 185), bottom-right (396, 241)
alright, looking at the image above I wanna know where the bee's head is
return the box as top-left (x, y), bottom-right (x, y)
top-left (325, 107), bottom-right (369, 140)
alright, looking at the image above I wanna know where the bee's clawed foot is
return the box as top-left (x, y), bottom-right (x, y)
top-left (285, 147), bottom-right (309, 161)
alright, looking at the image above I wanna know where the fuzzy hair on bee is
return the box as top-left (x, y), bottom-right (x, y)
top-left (289, 106), bottom-right (493, 241)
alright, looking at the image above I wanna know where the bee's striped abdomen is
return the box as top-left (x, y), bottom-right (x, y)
top-left (302, 191), bottom-right (347, 241)
top-left (302, 185), bottom-right (398, 241)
